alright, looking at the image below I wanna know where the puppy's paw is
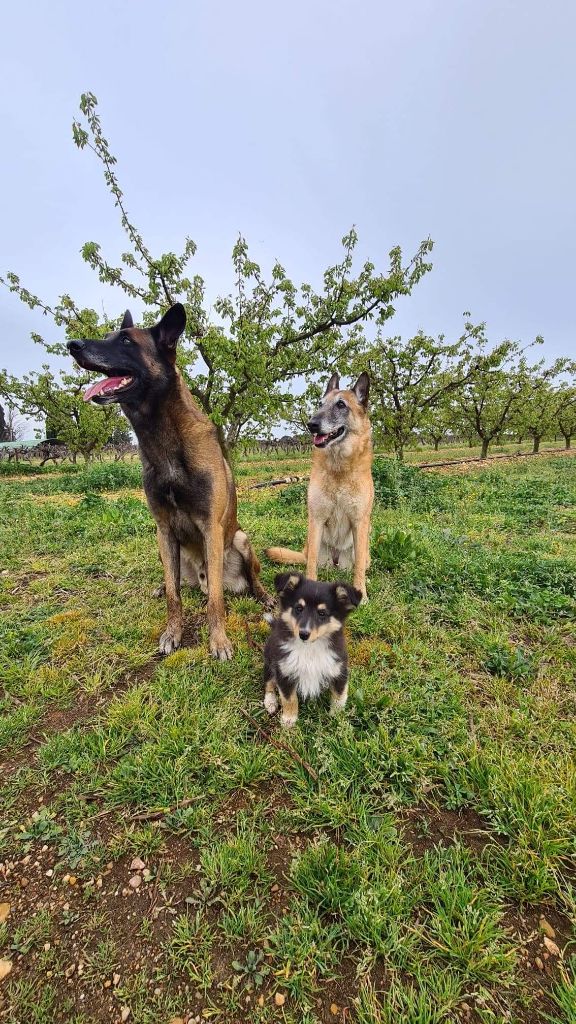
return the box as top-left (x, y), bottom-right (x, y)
top-left (264, 691), bottom-right (278, 715)
top-left (329, 697), bottom-right (348, 716)
top-left (280, 712), bottom-right (298, 728)
top-left (159, 624), bottom-right (182, 655)
top-left (210, 631), bottom-right (234, 661)
top-left (360, 590), bottom-right (369, 605)
top-left (152, 584), bottom-right (166, 599)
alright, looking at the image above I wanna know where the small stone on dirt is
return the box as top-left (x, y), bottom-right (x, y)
top-left (130, 857), bottom-right (145, 871)
top-left (113, 972), bottom-right (121, 986)
top-left (543, 936), bottom-right (561, 957)
top-left (128, 874), bottom-right (142, 889)
top-left (0, 905), bottom-right (10, 925)
top-left (0, 961), bottom-right (12, 983)
top-left (120, 1008), bottom-right (131, 1022)
top-left (535, 956), bottom-right (544, 970)
top-left (271, 883), bottom-right (280, 892)
top-left (274, 992), bottom-right (286, 1006)
top-left (330, 1004), bottom-right (340, 1015)
top-left (257, 995), bottom-right (265, 1007)
top-left (540, 916), bottom-right (556, 939)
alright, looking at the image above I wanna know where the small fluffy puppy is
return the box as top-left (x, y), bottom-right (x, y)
top-left (264, 572), bottom-right (361, 727)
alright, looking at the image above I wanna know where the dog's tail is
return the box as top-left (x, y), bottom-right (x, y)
top-left (265, 546), bottom-right (307, 564)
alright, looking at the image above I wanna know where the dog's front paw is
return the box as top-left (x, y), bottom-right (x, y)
top-left (360, 590), bottom-right (369, 605)
top-left (264, 691), bottom-right (278, 715)
top-left (329, 696), bottom-right (348, 716)
top-left (159, 623), bottom-right (182, 655)
top-left (280, 712), bottom-right (298, 728)
top-left (210, 631), bottom-right (234, 661)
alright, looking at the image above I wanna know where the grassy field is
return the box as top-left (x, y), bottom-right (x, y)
top-left (0, 451), bottom-right (575, 1023)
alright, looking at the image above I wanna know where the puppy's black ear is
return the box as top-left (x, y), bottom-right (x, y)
top-left (154, 303), bottom-right (186, 349)
top-left (352, 372), bottom-right (370, 408)
top-left (121, 310), bottom-right (133, 330)
top-left (334, 583), bottom-right (363, 611)
top-left (324, 372), bottom-right (340, 395)
top-left (274, 572), bottom-right (303, 595)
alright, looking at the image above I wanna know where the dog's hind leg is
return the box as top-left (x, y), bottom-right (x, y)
top-left (152, 549), bottom-right (206, 598)
top-left (233, 529), bottom-right (273, 608)
top-left (156, 527), bottom-right (183, 654)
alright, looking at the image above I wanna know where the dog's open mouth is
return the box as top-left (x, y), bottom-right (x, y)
top-left (312, 426), bottom-right (346, 448)
top-left (83, 376), bottom-right (135, 403)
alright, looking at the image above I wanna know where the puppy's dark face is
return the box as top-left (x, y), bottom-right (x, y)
top-left (66, 304), bottom-right (186, 407)
top-left (274, 573), bottom-right (361, 643)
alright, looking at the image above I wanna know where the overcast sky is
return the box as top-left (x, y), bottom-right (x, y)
top-left (1, 0), bottom-right (574, 400)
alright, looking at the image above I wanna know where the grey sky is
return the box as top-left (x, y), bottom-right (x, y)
top-left (1, 0), bottom-right (575, 394)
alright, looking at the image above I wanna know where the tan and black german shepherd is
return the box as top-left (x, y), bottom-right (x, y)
top-left (267, 373), bottom-right (374, 601)
top-left (68, 304), bottom-right (270, 660)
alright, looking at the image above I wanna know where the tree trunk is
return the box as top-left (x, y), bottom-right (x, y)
top-left (532, 436), bottom-right (541, 454)
top-left (480, 437), bottom-right (490, 459)
top-left (563, 433), bottom-right (571, 449)
top-left (434, 439), bottom-right (439, 451)
top-left (216, 424), bottom-right (232, 465)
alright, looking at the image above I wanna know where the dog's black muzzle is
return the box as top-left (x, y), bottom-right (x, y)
top-left (67, 339), bottom-right (85, 357)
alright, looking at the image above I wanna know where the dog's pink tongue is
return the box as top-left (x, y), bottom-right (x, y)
top-left (313, 434), bottom-right (327, 447)
top-left (83, 377), bottom-right (126, 402)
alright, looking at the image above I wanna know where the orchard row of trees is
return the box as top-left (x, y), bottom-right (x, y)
top-left (1, 93), bottom-right (574, 462)
top-left (354, 332), bottom-right (576, 460)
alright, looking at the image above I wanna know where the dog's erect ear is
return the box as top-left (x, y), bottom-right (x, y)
top-left (121, 310), bottom-right (133, 330)
top-left (352, 372), bottom-right (370, 408)
top-left (324, 372), bottom-right (340, 396)
top-left (154, 303), bottom-right (187, 349)
top-left (334, 583), bottom-right (363, 611)
top-left (274, 572), bottom-right (303, 595)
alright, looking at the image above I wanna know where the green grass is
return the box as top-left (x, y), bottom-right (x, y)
top-left (0, 451), bottom-right (574, 1022)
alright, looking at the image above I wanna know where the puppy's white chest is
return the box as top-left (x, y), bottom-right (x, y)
top-left (279, 639), bottom-right (341, 700)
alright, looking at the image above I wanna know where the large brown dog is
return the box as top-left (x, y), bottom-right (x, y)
top-left (267, 373), bottom-right (373, 601)
top-left (68, 304), bottom-right (269, 659)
